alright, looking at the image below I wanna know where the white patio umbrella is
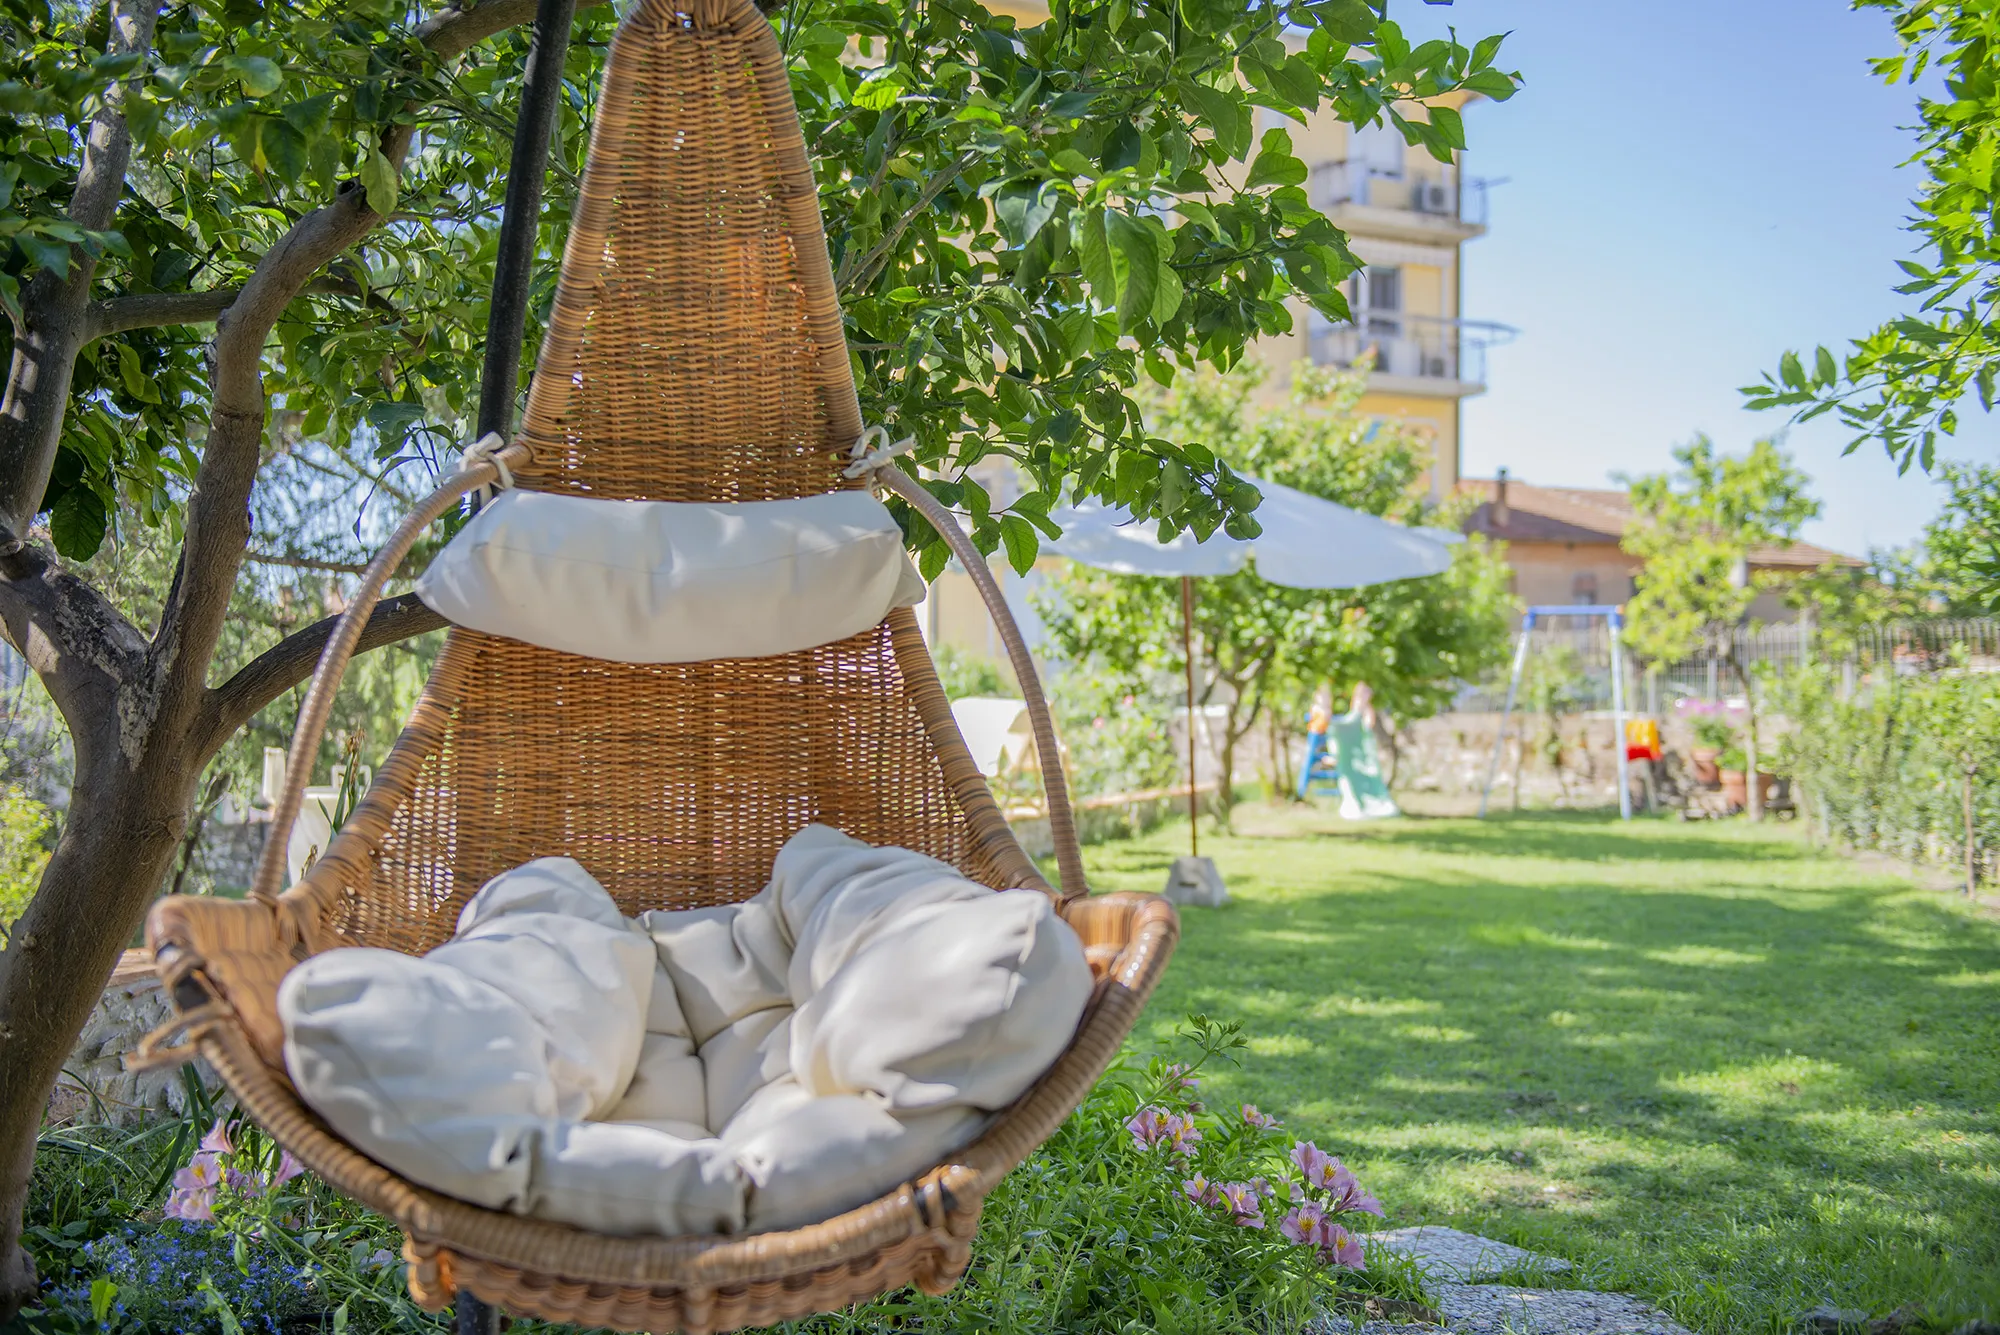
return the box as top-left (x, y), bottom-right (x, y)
top-left (1047, 478), bottom-right (1456, 880)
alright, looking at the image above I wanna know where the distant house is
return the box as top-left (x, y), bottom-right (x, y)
top-left (1457, 473), bottom-right (1863, 623)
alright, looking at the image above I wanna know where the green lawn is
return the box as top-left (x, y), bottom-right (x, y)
top-left (1083, 806), bottom-right (2000, 1335)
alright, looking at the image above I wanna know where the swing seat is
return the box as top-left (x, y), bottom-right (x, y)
top-left (140, 1), bottom-right (1177, 1327)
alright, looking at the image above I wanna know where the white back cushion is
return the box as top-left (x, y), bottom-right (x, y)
top-left (414, 489), bottom-right (926, 663)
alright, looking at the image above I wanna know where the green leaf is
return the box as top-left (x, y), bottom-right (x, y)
top-left (1179, 83), bottom-right (1247, 160)
top-left (15, 232), bottom-right (68, 279)
top-left (1471, 31), bottom-right (1508, 70)
top-left (224, 54), bottom-right (283, 97)
top-left (1245, 129), bottom-right (1306, 190)
top-left (1427, 104), bottom-right (1466, 151)
top-left (918, 538), bottom-right (949, 583)
top-left (850, 65), bottom-right (904, 111)
top-left (1075, 210), bottom-right (1115, 301)
top-left (1104, 211), bottom-right (1161, 332)
top-left (995, 178), bottom-right (1060, 248)
top-left (1779, 350), bottom-right (1807, 391)
top-left (115, 343), bottom-right (160, 402)
top-left (0, 161), bottom-right (19, 211)
top-left (360, 146), bottom-right (398, 219)
top-left (1101, 122), bottom-right (1142, 173)
top-left (999, 513), bottom-right (1038, 574)
top-left (1814, 345), bottom-right (1838, 387)
top-left (1295, 0), bottom-right (1376, 45)
top-left (1464, 69), bottom-right (1518, 101)
top-left (50, 486), bottom-right (108, 561)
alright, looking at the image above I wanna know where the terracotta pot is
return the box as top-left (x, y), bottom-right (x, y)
top-left (1718, 769), bottom-right (1777, 812)
top-left (1690, 747), bottom-right (1722, 787)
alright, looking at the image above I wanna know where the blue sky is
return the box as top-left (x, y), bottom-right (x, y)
top-left (1401, 0), bottom-right (1998, 558)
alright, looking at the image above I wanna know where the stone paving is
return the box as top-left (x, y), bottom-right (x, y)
top-left (1319, 1227), bottom-right (1695, 1335)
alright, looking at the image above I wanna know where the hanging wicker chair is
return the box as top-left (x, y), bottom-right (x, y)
top-left (140, 0), bottom-right (1178, 1328)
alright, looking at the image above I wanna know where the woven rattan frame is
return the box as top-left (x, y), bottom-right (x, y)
top-left (142, 2), bottom-right (1178, 1330)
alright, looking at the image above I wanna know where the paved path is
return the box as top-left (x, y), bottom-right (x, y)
top-left (1325, 1227), bottom-right (1694, 1335)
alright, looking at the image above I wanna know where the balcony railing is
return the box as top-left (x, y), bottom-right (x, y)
top-left (1308, 311), bottom-right (1516, 385)
top-left (1307, 161), bottom-right (1493, 227)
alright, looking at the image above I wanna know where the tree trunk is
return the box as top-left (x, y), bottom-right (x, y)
top-left (0, 753), bottom-right (195, 1316)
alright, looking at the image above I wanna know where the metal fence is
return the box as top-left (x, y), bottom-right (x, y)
top-left (1446, 617), bottom-right (2000, 716)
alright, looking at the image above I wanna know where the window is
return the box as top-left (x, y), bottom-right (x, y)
top-left (1349, 119), bottom-right (1405, 180)
top-left (1572, 571), bottom-right (1599, 605)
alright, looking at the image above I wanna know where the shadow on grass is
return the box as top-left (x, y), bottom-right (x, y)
top-left (1089, 810), bottom-right (2000, 1332)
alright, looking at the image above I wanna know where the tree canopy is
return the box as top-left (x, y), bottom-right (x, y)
top-left (1742, 0), bottom-right (2000, 483)
top-left (1620, 436), bottom-right (1819, 670)
top-left (1035, 363), bottom-right (1516, 812)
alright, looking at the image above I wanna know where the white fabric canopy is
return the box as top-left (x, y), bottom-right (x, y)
top-left (1048, 477), bottom-right (1455, 591)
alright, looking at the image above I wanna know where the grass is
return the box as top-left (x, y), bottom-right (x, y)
top-left (1085, 804), bottom-right (2000, 1335)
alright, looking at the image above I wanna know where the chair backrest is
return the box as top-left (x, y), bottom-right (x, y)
top-left (330, 0), bottom-right (1004, 953)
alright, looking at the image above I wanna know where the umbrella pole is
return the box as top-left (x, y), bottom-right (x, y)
top-left (1182, 575), bottom-right (1199, 859)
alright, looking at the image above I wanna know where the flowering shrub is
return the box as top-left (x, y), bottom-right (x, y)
top-left (1122, 1047), bottom-right (1384, 1278)
top-left (47, 1223), bottom-right (321, 1335)
top-left (21, 1019), bottom-right (1420, 1335)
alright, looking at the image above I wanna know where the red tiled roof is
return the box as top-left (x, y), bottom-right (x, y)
top-left (1456, 479), bottom-right (1862, 570)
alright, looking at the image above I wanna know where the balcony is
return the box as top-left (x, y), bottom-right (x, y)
top-left (1308, 311), bottom-right (1516, 396)
top-left (1308, 161), bottom-right (1492, 240)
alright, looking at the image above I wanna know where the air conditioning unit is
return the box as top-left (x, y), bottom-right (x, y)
top-left (1423, 355), bottom-right (1449, 378)
top-left (1412, 181), bottom-right (1453, 214)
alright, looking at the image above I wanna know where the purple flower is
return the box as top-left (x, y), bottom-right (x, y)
top-left (1126, 1106), bottom-right (1170, 1150)
top-left (1291, 1140), bottom-right (1332, 1185)
top-left (1163, 1062), bottom-right (1200, 1090)
top-left (1181, 1174), bottom-right (1219, 1207)
top-left (1279, 1200), bottom-right (1326, 1246)
top-left (1319, 1221), bottom-right (1366, 1270)
top-left (1248, 1175), bottom-right (1275, 1199)
top-left (272, 1151), bottom-right (306, 1188)
top-left (1215, 1181), bottom-right (1266, 1229)
top-left (1241, 1103), bottom-right (1279, 1130)
top-left (198, 1119), bottom-right (234, 1156)
top-left (163, 1187), bottom-right (214, 1223)
top-left (1162, 1112), bottom-right (1203, 1157)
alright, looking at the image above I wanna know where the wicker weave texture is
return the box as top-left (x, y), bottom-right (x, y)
top-left (141, 0), bottom-right (1181, 1328)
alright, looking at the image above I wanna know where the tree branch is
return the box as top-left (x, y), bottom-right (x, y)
top-left (83, 278), bottom-right (361, 339)
top-left (0, 0), bottom-right (163, 533)
top-left (155, 0), bottom-right (609, 749)
top-left (194, 593), bottom-right (446, 761)
top-left (0, 529), bottom-right (146, 753)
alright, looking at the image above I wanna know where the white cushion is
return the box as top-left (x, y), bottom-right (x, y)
top-left (278, 858), bottom-right (659, 1219)
top-left (281, 827), bottom-right (1094, 1239)
top-left (413, 489), bottom-right (927, 663)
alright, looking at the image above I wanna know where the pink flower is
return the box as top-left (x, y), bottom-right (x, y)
top-left (1325, 1167), bottom-right (1385, 1217)
top-left (1216, 1181), bottom-right (1266, 1229)
top-left (1319, 1221), bottom-right (1366, 1270)
top-left (199, 1118), bottom-right (234, 1156)
top-left (173, 1151), bottom-right (223, 1195)
top-left (272, 1151), bottom-right (306, 1188)
top-left (225, 1166), bottom-right (267, 1197)
top-left (164, 1187), bottom-right (214, 1223)
top-left (1181, 1174), bottom-right (1219, 1207)
top-left (1163, 1063), bottom-right (1200, 1090)
top-left (1241, 1103), bottom-right (1279, 1130)
top-left (1291, 1140), bottom-right (1332, 1185)
top-left (1248, 1175), bottom-right (1275, 1199)
top-left (1162, 1112), bottom-right (1203, 1157)
top-left (1279, 1200), bottom-right (1327, 1246)
top-left (1126, 1106), bottom-right (1170, 1150)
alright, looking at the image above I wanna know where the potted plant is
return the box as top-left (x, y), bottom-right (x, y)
top-left (1715, 745), bottom-right (1775, 813)
top-left (1690, 715), bottom-right (1734, 788)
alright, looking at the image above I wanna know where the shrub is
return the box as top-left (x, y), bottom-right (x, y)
top-left (17, 1019), bottom-right (1423, 1334)
top-left (1778, 662), bottom-right (2000, 888)
top-left (0, 786), bottom-right (53, 935)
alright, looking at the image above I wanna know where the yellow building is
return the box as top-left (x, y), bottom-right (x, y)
top-left (1261, 94), bottom-right (1508, 500)
top-left (921, 3), bottom-right (1506, 652)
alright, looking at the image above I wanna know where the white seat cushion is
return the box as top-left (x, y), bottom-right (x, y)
top-left (413, 489), bottom-right (927, 663)
top-left (281, 827), bottom-right (1094, 1239)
